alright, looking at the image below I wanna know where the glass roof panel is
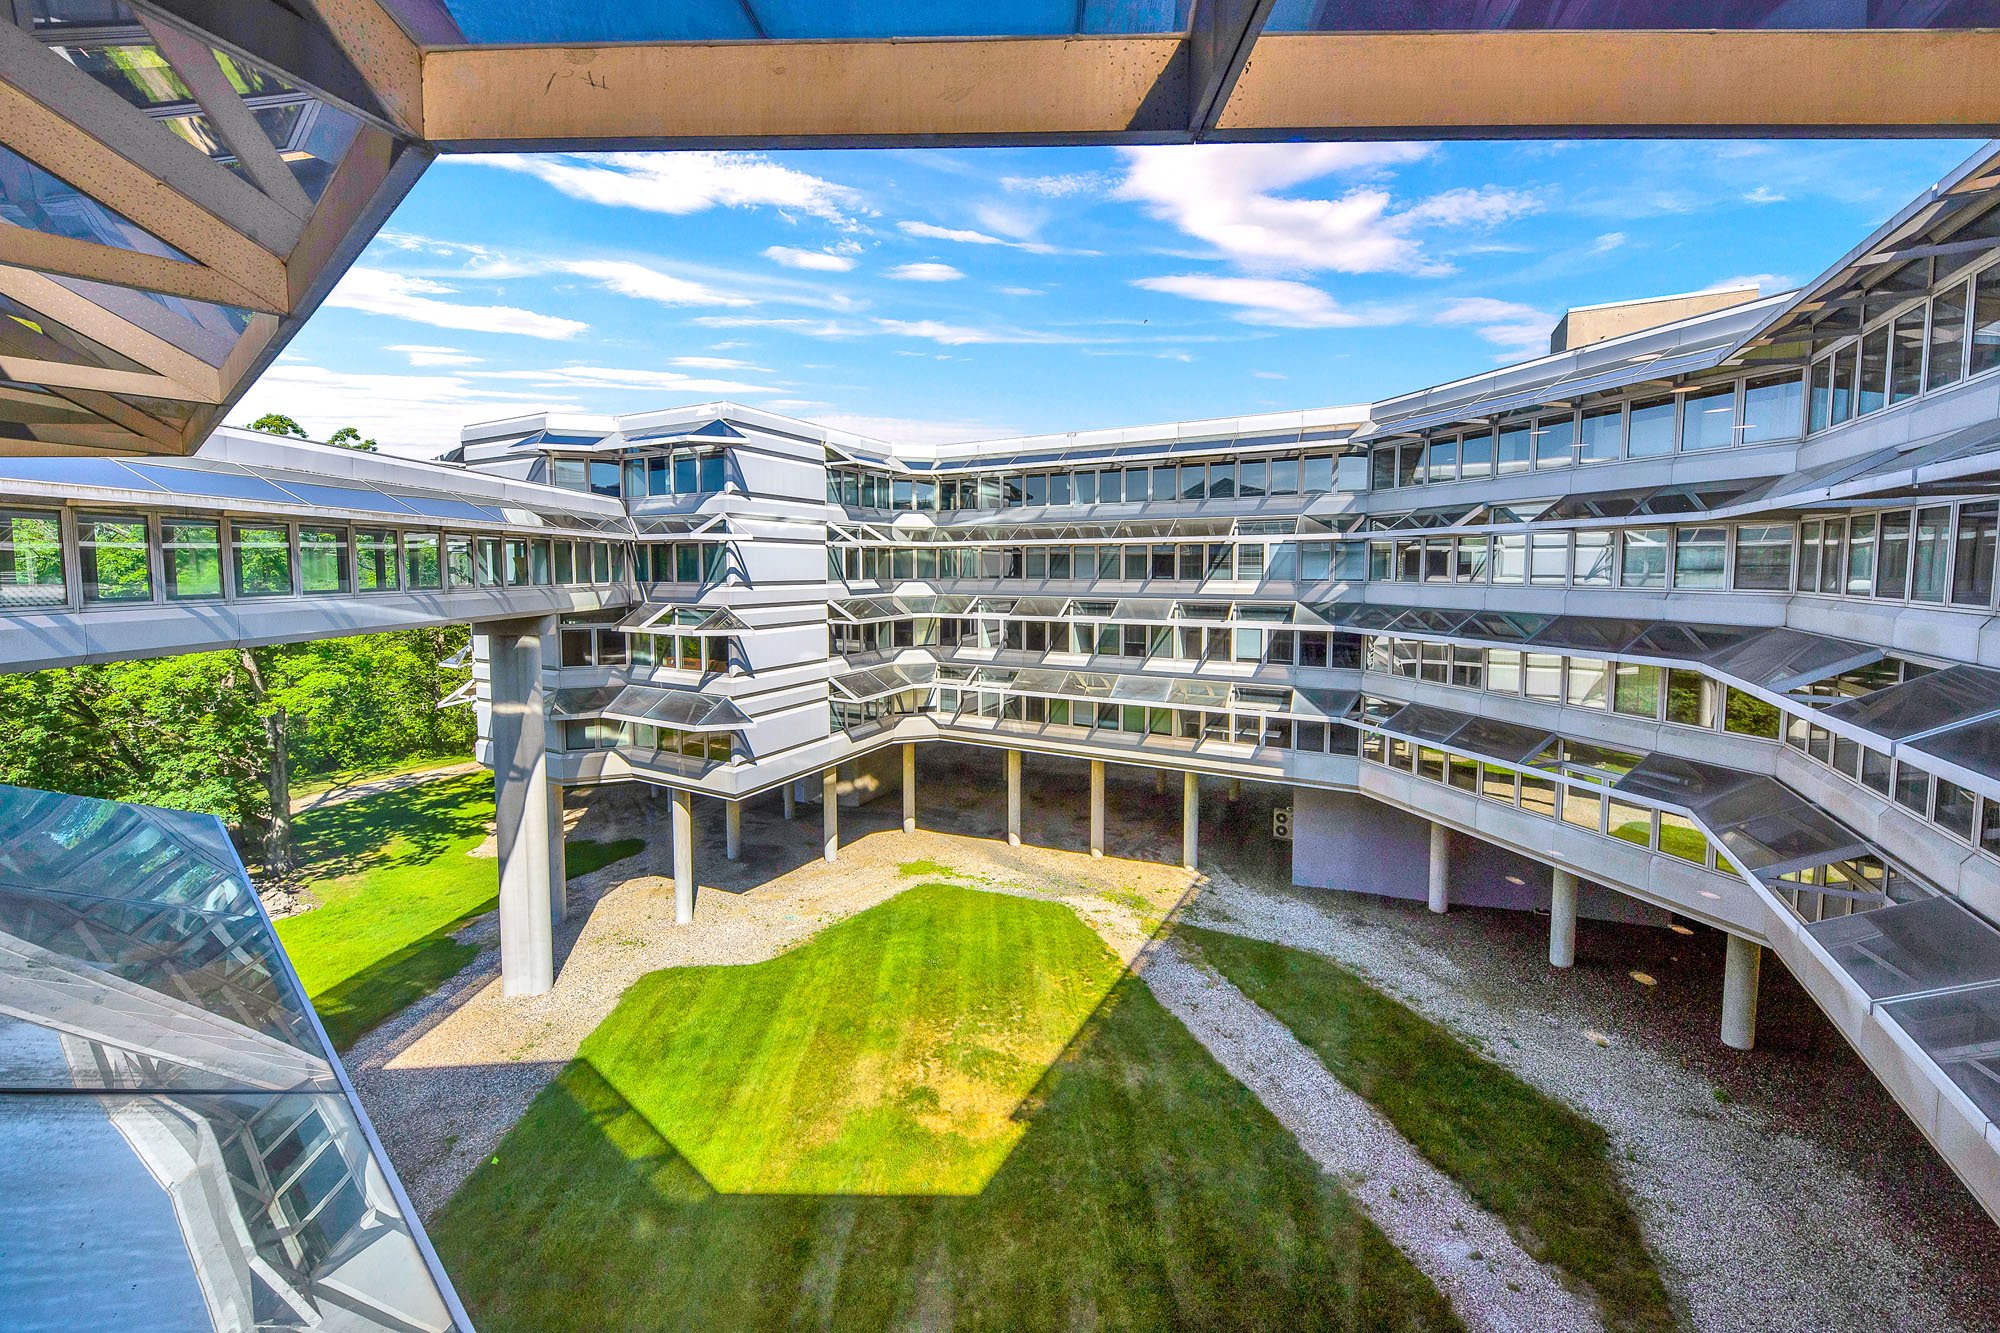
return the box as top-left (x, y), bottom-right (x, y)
top-left (433, 0), bottom-right (1189, 42)
top-left (124, 461), bottom-right (300, 504)
top-left (1290, 686), bottom-right (1358, 719)
top-left (1379, 702), bottom-right (1467, 744)
top-left (0, 142), bottom-right (190, 262)
top-left (1807, 897), bottom-right (2000, 1001)
top-left (1445, 715), bottom-right (1556, 764)
top-left (1878, 984), bottom-right (2000, 1126)
top-left (1821, 665), bottom-right (2000, 740)
top-left (0, 291), bottom-right (148, 373)
top-left (1612, 753), bottom-right (1762, 812)
top-left (1908, 713), bottom-right (2000, 776)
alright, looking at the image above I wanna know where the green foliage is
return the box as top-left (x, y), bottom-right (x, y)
top-left (278, 773), bottom-right (497, 1048)
top-left (249, 412), bottom-right (308, 438)
top-left (327, 425), bottom-right (379, 452)
top-left (436, 899), bottom-right (1457, 1332)
top-left (1183, 926), bottom-right (1676, 1333)
top-left (0, 627), bottom-right (474, 849)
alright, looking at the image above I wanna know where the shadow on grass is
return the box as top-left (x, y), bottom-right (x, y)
top-left (434, 975), bottom-right (1460, 1333)
top-left (294, 773), bottom-right (494, 879)
top-left (566, 837), bottom-right (644, 881)
top-left (313, 927), bottom-right (482, 1051)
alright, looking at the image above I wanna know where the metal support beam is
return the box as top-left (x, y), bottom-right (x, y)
top-left (1722, 935), bottom-right (1762, 1051)
top-left (1187, 0), bottom-right (1275, 136)
top-left (672, 787), bottom-right (694, 925)
top-left (1550, 868), bottom-right (1578, 970)
top-left (1006, 749), bottom-right (1022, 848)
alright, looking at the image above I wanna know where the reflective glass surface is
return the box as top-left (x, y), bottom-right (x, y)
top-left (1808, 897), bottom-right (2000, 1000)
top-left (1822, 665), bottom-right (2000, 740)
top-left (0, 142), bottom-right (189, 262)
top-left (429, 0), bottom-right (1189, 41)
top-left (1266, 0), bottom-right (2000, 29)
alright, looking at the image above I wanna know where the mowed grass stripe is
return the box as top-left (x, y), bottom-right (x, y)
top-left (437, 918), bottom-right (1460, 1331)
top-left (1182, 924), bottom-right (1676, 1333)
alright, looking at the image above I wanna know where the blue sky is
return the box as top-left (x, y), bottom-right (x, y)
top-left (230, 138), bottom-right (1988, 455)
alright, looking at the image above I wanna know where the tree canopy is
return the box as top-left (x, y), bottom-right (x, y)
top-left (248, 414), bottom-right (378, 451)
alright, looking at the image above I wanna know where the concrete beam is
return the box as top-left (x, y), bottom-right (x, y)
top-left (822, 766), bottom-right (838, 863)
top-left (486, 616), bottom-right (554, 997)
top-left (1722, 935), bottom-right (1762, 1051)
top-left (1428, 821), bottom-right (1450, 915)
top-left (1089, 760), bottom-right (1105, 858)
top-left (1006, 749), bottom-right (1022, 848)
top-left (1549, 867), bottom-right (1578, 970)
top-left (672, 787), bottom-right (695, 925)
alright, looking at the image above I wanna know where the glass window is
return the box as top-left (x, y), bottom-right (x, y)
top-left (1627, 395), bottom-right (1675, 457)
top-left (1890, 307), bottom-right (1926, 404)
top-left (355, 528), bottom-right (398, 593)
top-left (1566, 658), bottom-right (1607, 708)
top-left (1830, 341), bottom-right (1857, 423)
top-left (1487, 648), bottom-right (1522, 693)
top-left (699, 451), bottom-right (725, 493)
top-left (505, 538), bottom-right (530, 586)
top-left (233, 523), bottom-right (292, 597)
top-left (1579, 405), bottom-right (1621, 463)
top-left (1673, 527), bottom-right (1727, 589)
top-left (445, 535), bottom-right (474, 588)
top-left (1679, 383), bottom-right (1736, 451)
top-left (299, 527), bottom-right (350, 594)
top-left (1562, 785), bottom-right (1604, 832)
top-left (1303, 454), bottom-right (1334, 493)
top-left (1614, 662), bottom-right (1661, 718)
top-left (1072, 471), bottom-right (1095, 505)
top-left (1533, 414), bottom-right (1574, 469)
top-left (1519, 772), bottom-right (1557, 819)
top-left (1528, 532), bottom-right (1568, 585)
top-left (1876, 511), bottom-right (1912, 598)
top-left (1492, 533), bottom-right (1526, 584)
top-left (1723, 687), bottom-right (1780, 739)
top-left (1456, 535), bottom-right (1488, 582)
top-left (1496, 421), bottom-right (1531, 474)
top-left (551, 458), bottom-right (587, 491)
top-left (162, 518), bottom-right (221, 600)
top-left (1809, 357), bottom-right (1834, 433)
top-left (475, 536), bottom-right (503, 587)
top-left (1929, 284), bottom-right (1969, 391)
top-left (1973, 265), bottom-right (2000, 379)
top-left (1608, 801), bottom-right (1653, 848)
top-left (1209, 461), bottom-right (1237, 498)
top-left (1269, 458), bottom-right (1300, 495)
top-left (1733, 524), bottom-right (1794, 591)
top-left (1425, 437), bottom-right (1457, 484)
top-left (1844, 515), bottom-right (1876, 596)
top-left (531, 540), bottom-right (552, 585)
top-left (1858, 325), bottom-right (1889, 415)
top-left (1895, 762), bottom-right (1931, 815)
top-left (404, 533), bottom-right (441, 589)
top-left (1524, 653), bottom-right (1563, 701)
top-left (1740, 372), bottom-right (1803, 443)
top-left (1657, 812), bottom-right (1706, 864)
top-left (1121, 467), bottom-right (1148, 502)
top-left (1152, 464), bottom-right (1176, 500)
top-left (1622, 528), bottom-right (1667, 588)
top-left (589, 459), bottom-right (621, 497)
top-left (1953, 501), bottom-right (1997, 607)
top-left (1817, 516), bottom-right (1846, 595)
top-left (1911, 506), bottom-right (1951, 603)
top-left (1666, 668), bottom-right (1714, 728)
top-left (1935, 779), bottom-right (1978, 841)
top-left (1396, 442), bottom-right (1421, 488)
top-left (1459, 428), bottom-right (1493, 478)
top-left (78, 513), bottom-right (151, 603)
top-left (0, 510), bottom-right (64, 607)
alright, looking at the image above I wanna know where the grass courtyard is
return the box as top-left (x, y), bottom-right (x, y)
top-left (432, 884), bottom-right (1461, 1332)
top-left (278, 773), bottom-right (639, 1048)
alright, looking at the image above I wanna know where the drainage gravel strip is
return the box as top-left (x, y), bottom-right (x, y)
top-left (1140, 939), bottom-right (1606, 1333)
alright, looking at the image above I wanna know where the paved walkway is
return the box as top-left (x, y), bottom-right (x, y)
top-left (291, 761), bottom-right (481, 814)
top-left (1140, 939), bottom-right (1605, 1333)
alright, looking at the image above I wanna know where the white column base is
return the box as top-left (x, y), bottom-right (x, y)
top-left (1549, 867), bottom-right (1578, 969)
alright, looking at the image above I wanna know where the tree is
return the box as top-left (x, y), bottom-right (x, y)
top-left (249, 413), bottom-right (308, 438)
top-left (327, 426), bottom-right (378, 452)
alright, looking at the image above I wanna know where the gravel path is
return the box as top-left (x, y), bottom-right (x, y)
top-left (1141, 939), bottom-right (1605, 1333)
top-left (291, 761), bottom-right (480, 814)
top-left (1186, 865), bottom-right (1994, 1333)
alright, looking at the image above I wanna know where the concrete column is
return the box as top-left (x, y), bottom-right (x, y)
top-left (1427, 821), bottom-right (1451, 914)
top-left (822, 766), bottom-right (839, 863)
top-left (1155, 768), bottom-right (1167, 795)
top-left (1089, 760), bottom-right (1105, 858)
top-left (487, 616), bottom-right (555, 997)
top-left (1721, 935), bottom-right (1762, 1051)
top-left (1227, 778), bottom-right (1243, 801)
top-left (547, 780), bottom-right (567, 928)
top-left (782, 783), bottom-right (796, 820)
top-left (1549, 867), bottom-right (1578, 969)
top-left (1006, 749), bottom-right (1022, 848)
top-left (902, 742), bottom-right (917, 834)
top-left (724, 799), bottom-right (742, 862)
top-left (1182, 771), bottom-right (1199, 870)
top-left (671, 788), bottom-right (695, 926)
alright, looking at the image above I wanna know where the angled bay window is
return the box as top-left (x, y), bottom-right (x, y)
top-left (299, 527), bottom-right (350, 594)
top-left (0, 510), bottom-right (63, 607)
top-left (1858, 326), bottom-right (1890, 415)
top-left (1929, 284), bottom-right (1969, 390)
top-left (1891, 307), bottom-right (1927, 404)
top-left (1974, 267), bottom-right (2000, 378)
top-left (162, 518), bottom-right (221, 600)
top-left (78, 513), bottom-right (151, 603)
top-left (233, 523), bottom-right (292, 598)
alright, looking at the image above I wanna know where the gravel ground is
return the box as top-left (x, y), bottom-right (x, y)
top-left (1186, 840), bottom-right (2000, 1333)
top-left (1141, 938), bottom-right (1605, 1333)
top-left (349, 754), bottom-right (1197, 1217)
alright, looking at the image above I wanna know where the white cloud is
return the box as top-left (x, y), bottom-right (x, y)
top-left (1132, 274), bottom-right (1371, 328)
top-left (1744, 186), bottom-right (1786, 205)
top-left (897, 220), bottom-right (1056, 254)
top-left (230, 363), bottom-right (588, 454)
top-left (672, 355), bottom-right (771, 371)
top-left (887, 262), bottom-right (964, 283)
top-left (385, 344), bottom-right (481, 367)
top-left (1432, 297), bottom-right (1553, 358)
top-left (1253, 370), bottom-right (1287, 380)
top-left (1707, 273), bottom-right (1791, 295)
top-left (810, 412), bottom-right (1015, 446)
top-left (1001, 172), bottom-right (1108, 197)
top-left (477, 152), bottom-right (864, 223)
top-left (560, 259), bottom-right (751, 308)
top-left (998, 286), bottom-right (1043, 297)
top-left (764, 245), bottom-right (858, 272)
top-left (1116, 144), bottom-right (1537, 278)
top-left (1590, 231), bottom-right (1628, 255)
top-left (324, 268), bottom-right (587, 339)
top-left (466, 365), bottom-right (778, 395)
top-left (692, 315), bottom-right (870, 338)
top-left (872, 318), bottom-right (1077, 346)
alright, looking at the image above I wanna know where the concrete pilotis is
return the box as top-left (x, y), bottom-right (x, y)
top-left (724, 799), bottom-right (742, 861)
top-left (1155, 769), bottom-right (1167, 795)
top-left (1549, 867), bottom-right (1578, 969)
top-left (1089, 760), bottom-right (1105, 858)
top-left (1182, 771), bottom-right (1199, 870)
top-left (1722, 934), bottom-right (1762, 1051)
top-left (782, 783), bottom-right (796, 820)
top-left (902, 743), bottom-right (917, 834)
top-left (1227, 778), bottom-right (1242, 801)
top-left (1006, 749), bottom-right (1022, 847)
top-left (671, 787), bottom-right (694, 925)
top-left (488, 616), bottom-right (555, 998)
top-left (547, 780), bottom-right (567, 928)
top-left (822, 767), bottom-right (839, 863)
top-left (1427, 821), bottom-right (1451, 914)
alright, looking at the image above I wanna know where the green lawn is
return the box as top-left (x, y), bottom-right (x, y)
top-left (1183, 926), bottom-right (1676, 1333)
top-left (278, 773), bottom-right (498, 1050)
top-left (434, 885), bottom-right (1459, 1332)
